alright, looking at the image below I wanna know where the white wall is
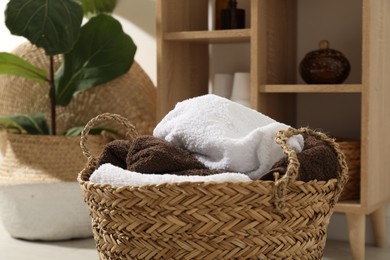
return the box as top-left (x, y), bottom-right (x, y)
top-left (1, 0), bottom-right (389, 245)
top-left (0, 1), bottom-right (26, 52)
top-left (113, 0), bottom-right (157, 85)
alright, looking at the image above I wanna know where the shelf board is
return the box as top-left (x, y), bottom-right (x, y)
top-left (260, 84), bottom-right (362, 93)
top-left (164, 29), bottom-right (251, 43)
top-left (334, 200), bottom-right (362, 213)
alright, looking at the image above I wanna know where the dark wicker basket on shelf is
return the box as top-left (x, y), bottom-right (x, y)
top-left (337, 140), bottom-right (361, 201)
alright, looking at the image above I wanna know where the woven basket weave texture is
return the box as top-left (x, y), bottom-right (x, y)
top-left (0, 132), bottom-right (106, 183)
top-left (78, 113), bottom-right (348, 260)
top-left (337, 140), bottom-right (360, 201)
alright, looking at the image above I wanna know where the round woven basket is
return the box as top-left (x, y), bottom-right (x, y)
top-left (0, 42), bottom-right (156, 135)
top-left (78, 113), bottom-right (349, 259)
top-left (337, 140), bottom-right (361, 201)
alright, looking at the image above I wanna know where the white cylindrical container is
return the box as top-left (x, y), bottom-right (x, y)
top-left (208, 0), bottom-right (216, 31)
top-left (231, 72), bottom-right (250, 106)
top-left (212, 73), bottom-right (233, 98)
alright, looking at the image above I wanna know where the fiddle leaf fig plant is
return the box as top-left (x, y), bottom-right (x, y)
top-left (0, 0), bottom-right (136, 135)
top-left (55, 14), bottom-right (135, 106)
top-left (5, 0), bottom-right (83, 56)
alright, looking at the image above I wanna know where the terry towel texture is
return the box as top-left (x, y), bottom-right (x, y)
top-left (264, 134), bottom-right (340, 182)
top-left (98, 140), bottom-right (132, 169)
top-left (126, 136), bottom-right (222, 175)
top-left (98, 136), bottom-right (223, 176)
top-left (91, 164), bottom-right (251, 186)
top-left (153, 94), bottom-right (304, 180)
top-left (126, 135), bottom-right (224, 176)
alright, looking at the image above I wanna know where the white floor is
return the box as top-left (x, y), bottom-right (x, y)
top-left (1, 222), bottom-right (389, 260)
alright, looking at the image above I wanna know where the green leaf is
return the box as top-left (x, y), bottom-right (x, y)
top-left (5, 0), bottom-right (83, 56)
top-left (0, 52), bottom-right (48, 83)
top-left (63, 126), bottom-right (84, 136)
top-left (0, 117), bottom-right (24, 133)
top-left (0, 114), bottom-right (50, 135)
top-left (55, 14), bottom-right (137, 106)
top-left (79, 0), bottom-right (118, 16)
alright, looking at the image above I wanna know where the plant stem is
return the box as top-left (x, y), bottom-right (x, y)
top-left (49, 56), bottom-right (56, 135)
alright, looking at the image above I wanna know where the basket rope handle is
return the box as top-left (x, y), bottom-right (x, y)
top-left (80, 113), bottom-right (138, 164)
top-left (273, 127), bottom-right (349, 212)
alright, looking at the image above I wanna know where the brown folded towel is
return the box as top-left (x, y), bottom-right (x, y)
top-left (261, 134), bottom-right (340, 182)
top-left (126, 135), bottom-right (223, 176)
top-left (98, 140), bottom-right (133, 169)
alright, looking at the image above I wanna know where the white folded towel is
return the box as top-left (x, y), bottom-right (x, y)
top-left (90, 163), bottom-right (251, 186)
top-left (153, 94), bottom-right (304, 180)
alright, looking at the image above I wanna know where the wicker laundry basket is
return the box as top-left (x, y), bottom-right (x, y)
top-left (78, 113), bottom-right (348, 260)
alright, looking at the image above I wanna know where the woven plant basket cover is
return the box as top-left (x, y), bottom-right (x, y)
top-left (78, 114), bottom-right (349, 260)
top-left (0, 131), bottom-right (107, 184)
top-left (337, 140), bottom-right (361, 201)
top-left (0, 42), bottom-right (156, 135)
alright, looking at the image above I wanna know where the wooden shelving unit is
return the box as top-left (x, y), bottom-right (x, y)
top-left (157, 1), bottom-right (390, 259)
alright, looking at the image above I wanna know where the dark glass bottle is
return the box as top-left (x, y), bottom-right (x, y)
top-left (221, 0), bottom-right (245, 29)
top-left (215, 0), bottom-right (228, 30)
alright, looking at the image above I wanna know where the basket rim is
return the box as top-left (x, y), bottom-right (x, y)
top-left (0, 130), bottom-right (104, 140)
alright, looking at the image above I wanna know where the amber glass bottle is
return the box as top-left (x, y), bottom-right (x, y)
top-left (221, 0), bottom-right (245, 29)
top-left (215, 0), bottom-right (228, 30)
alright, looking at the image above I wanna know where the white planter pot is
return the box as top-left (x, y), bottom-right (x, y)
top-left (0, 133), bottom-right (107, 241)
top-left (0, 182), bottom-right (92, 241)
